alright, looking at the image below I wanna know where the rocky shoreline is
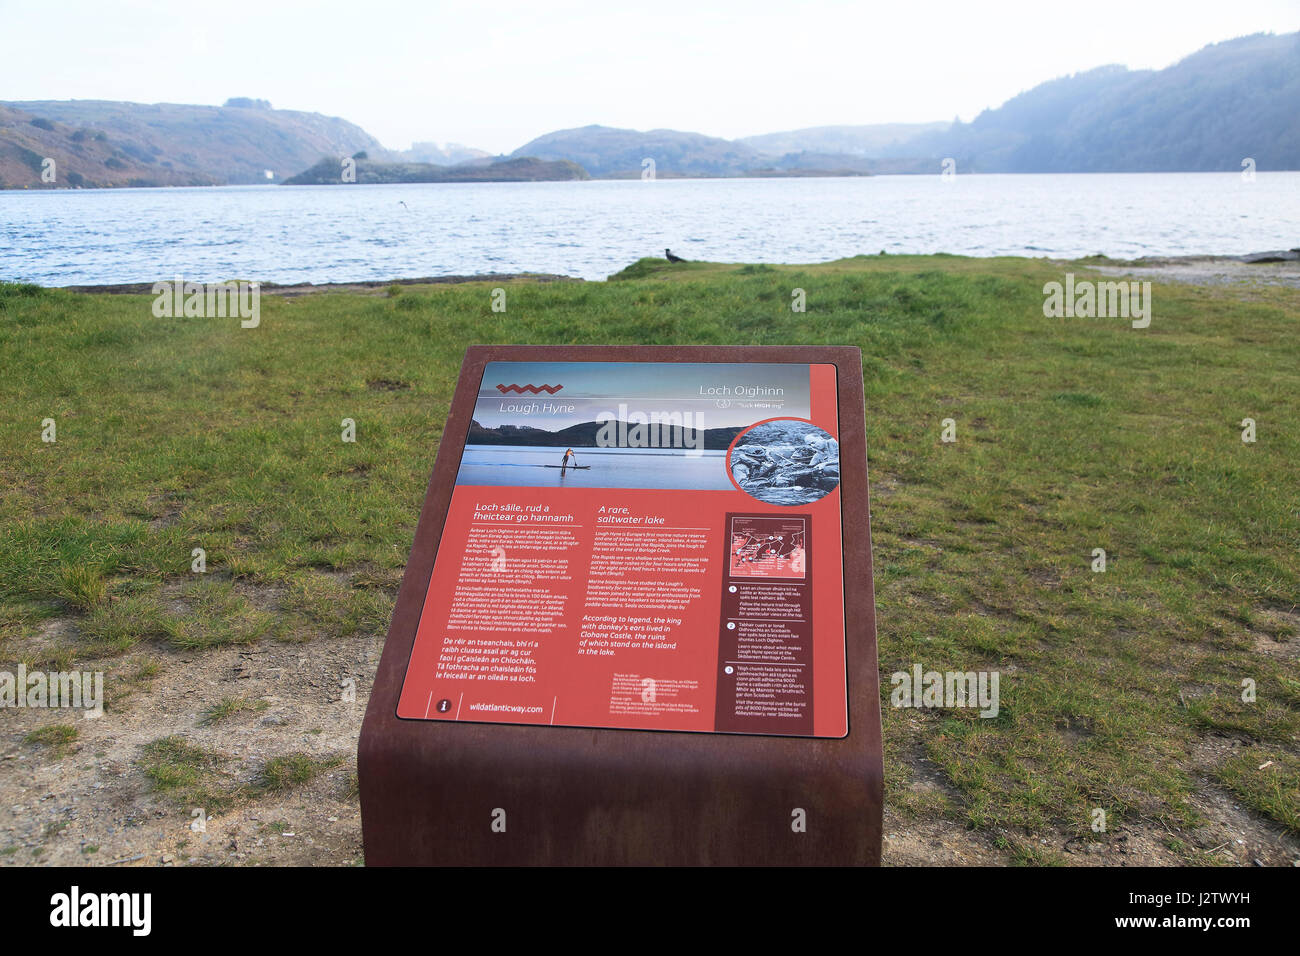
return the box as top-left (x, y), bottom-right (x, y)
top-left (29, 251), bottom-right (1300, 294)
top-left (56, 273), bottom-right (582, 296)
top-left (1074, 251), bottom-right (1300, 288)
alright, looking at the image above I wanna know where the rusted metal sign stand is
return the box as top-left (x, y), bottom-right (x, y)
top-left (359, 345), bottom-right (882, 865)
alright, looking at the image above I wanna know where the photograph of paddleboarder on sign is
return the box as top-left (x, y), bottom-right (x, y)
top-left (454, 360), bottom-right (828, 489)
top-left (728, 419), bottom-right (840, 506)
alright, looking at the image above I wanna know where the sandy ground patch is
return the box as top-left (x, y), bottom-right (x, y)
top-left (1077, 255), bottom-right (1300, 289)
top-left (3, 623), bottom-right (1296, 867)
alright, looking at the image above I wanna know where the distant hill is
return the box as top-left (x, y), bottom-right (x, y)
top-left (0, 99), bottom-right (390, 187)
top-left (511, 125), bottom-right (773, 178)
top-left (6, 31), bottom-right (1296, 190)
top-left (509, 124), bottom-right (888, 177)
top-left (399, 141), bottom-right (492, 165)
top-left (0, 104), bottom-right (216, 188)
top-left (887, 32), bottom-right (1300, 172)
top-left (282, 155), bottom-right (589, 185)
top-left (468, 419), bottom-right (743, 450)
top-left (508, 34), bottom-right (1299, 176)
top-left (739, 122), bottom-right (951, 157)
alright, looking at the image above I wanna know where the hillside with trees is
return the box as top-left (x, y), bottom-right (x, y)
top-left (5, 31), bottom-right (1296, 189)
top-left (884, 32), bottom-right (1300, 172)
top-left (281, 154), bottom-right (589, 184)
top-left (0, 99), bottom-right (388, 187)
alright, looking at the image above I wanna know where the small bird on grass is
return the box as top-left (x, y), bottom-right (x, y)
top-left (665, 248), bottom-right (686, 263)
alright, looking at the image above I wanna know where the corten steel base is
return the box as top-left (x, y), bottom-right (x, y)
top-left (358, 345), bottom-right (882, 866)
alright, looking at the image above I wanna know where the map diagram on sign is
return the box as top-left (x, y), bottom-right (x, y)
top-left (728, 515), bottom-right (807, 580)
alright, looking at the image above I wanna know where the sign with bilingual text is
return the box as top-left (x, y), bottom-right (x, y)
top-left (397, 360), bottom-right (849, 737)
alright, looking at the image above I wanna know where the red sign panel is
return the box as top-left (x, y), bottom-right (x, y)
top-left (397, 360), bottom-right (848, 737)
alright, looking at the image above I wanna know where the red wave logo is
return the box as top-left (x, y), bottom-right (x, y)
top-left (496, 384), bottom-right (563, 394)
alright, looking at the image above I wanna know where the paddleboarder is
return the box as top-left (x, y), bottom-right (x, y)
top-left (561, 448), bottom-right (577, 469)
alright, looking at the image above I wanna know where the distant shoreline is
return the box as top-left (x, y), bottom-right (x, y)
top-left (52, 273), bottom-right (583, 295)
top-left (29, 252), bottom-right (1300, 294)
top-left (8, 169), bottom-right (1300, 192)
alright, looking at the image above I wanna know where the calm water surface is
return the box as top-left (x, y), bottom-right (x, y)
top-left (457, 446), bottom-right (730, 491)
top-left (3, 173), bottom-right (1298, 285)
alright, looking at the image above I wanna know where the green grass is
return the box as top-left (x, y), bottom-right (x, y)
top-left (255, 753), bottom-right (345, 792)
top-left (80, 592), bottom-right (170, 654)
top-left (139, 735), bottom-right (238, 812)
top-left (3, 255), bottom-right (1298, 860)
top-left (1216, 749), bottom-right (1300, 834)
top-left (198, 695), bottom-right (268, 726)
top-left (162, 578), bottom-right (276, 649)
top-left (139, 735), bottom-right (343, 811)
top-left (55, 565), bottom-right (108, 611)
top-left (23, 723), bottom-right (78, 756)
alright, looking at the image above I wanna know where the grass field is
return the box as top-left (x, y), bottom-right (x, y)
top-left (1, 254), bottom-right (1297, 864)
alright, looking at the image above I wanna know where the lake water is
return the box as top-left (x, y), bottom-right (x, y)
top-left (457, 445), bottom-right (730, 491)
top-left (3, 173), bottom-right (1298, 286)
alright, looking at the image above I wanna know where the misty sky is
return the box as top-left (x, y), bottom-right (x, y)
top-left (3, 0), bottom-right (1296, 154)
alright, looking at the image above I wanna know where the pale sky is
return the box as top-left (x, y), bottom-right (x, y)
top-left (2, 0), bottom-right (1296, 153)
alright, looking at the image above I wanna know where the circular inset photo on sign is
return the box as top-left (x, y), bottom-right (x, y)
top-left (727, 419), bottom-right (840, 506)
